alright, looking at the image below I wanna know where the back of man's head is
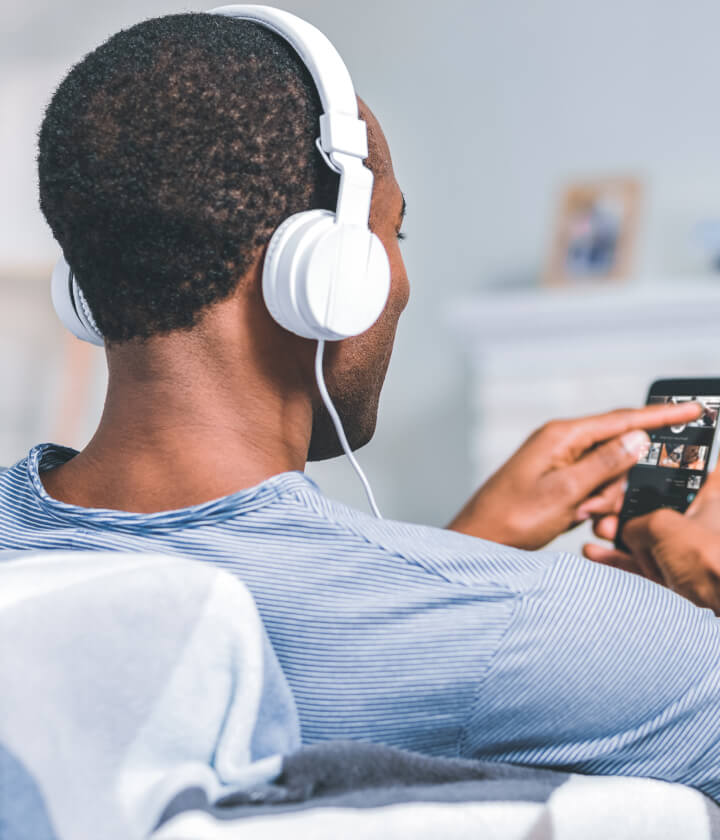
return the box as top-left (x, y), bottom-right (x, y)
top-left (38, 13), bottom-right (339, 343)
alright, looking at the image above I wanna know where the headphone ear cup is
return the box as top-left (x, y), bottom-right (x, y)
top-left (307, 224), bottom-right (390, 339)
top-left (263, 209), bottom-right (390, 341)
top-left (263, 210), bottom-right (331, 339)
top-left (50, 256), bottom-right (105, 346)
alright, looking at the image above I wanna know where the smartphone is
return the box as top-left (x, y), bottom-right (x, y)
top-left (615, 379), bottom-right (720, 551)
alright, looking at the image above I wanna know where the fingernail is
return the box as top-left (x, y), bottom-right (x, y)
top-left (621, 429), bottom-right (650, 455)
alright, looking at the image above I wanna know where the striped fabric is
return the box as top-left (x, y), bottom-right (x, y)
top-left (3, 443), bottom-right (720, 802)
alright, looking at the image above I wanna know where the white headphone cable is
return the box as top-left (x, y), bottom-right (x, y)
top-left (314, 340), bottom-right (382, 518)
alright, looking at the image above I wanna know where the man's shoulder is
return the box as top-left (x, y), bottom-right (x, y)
top-left (303, 490), bottom-right (563, 593)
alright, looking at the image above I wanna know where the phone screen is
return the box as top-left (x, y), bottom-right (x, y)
top-left (615, 379), bottom-right (720, 551)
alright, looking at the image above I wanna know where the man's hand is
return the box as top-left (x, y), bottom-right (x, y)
top-left (584, 454), bottom-right (720, 614)
top-left (448, 402), bottom-right (702, 551)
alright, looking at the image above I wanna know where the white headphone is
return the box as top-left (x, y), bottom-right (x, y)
top-left (49, 4), bottom-right (390, 346)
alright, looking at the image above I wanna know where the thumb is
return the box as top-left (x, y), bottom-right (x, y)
top-left (688, 462), bottom-right (720, 519)
top-left (622, 508), bottom-right (686, 586)
top-left (622, 508), bottom-right (681, 553)
top-left (620, 508), bottom-right (684, 585)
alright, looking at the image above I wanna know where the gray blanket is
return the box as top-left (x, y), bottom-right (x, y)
top-left (154, 740), bottom-right (720, 839)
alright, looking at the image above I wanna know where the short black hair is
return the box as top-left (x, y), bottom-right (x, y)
top-left (38, 13), bottom-right (340, 343)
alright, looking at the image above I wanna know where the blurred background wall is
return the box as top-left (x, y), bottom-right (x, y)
top-left (4, 0), bottom-right (720, 552)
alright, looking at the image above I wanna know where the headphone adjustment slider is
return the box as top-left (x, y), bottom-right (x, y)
top-left (319, 113), bottom-right (368, 159)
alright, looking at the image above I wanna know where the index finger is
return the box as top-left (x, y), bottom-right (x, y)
top-left (564, 402), bottom-right (702, 453)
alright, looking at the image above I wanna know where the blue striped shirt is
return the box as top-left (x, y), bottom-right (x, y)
top-left (3, 443), bottom-right (720, 800)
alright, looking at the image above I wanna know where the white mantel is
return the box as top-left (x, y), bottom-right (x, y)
top-left (447, 279), bottom-right (720, 369)
top-left (446, 279), bottom-right (720, 554)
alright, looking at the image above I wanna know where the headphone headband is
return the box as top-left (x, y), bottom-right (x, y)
top-left (211, 7), bottom-right (360, 138)
top-left (209, 5), bottom-right (373, 226)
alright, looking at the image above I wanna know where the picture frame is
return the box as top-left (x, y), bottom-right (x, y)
top-left (543, 177), bottom-right (642, 286)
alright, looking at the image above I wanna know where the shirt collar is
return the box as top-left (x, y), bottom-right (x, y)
top-left (25, 443), bottom-right (319, 532)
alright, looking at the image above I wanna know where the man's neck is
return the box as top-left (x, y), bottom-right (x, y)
top-left (41, 314), bottom-right (315, 513)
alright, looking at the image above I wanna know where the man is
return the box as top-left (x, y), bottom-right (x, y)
top-left (3, 11), bottom-right (720, 798)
